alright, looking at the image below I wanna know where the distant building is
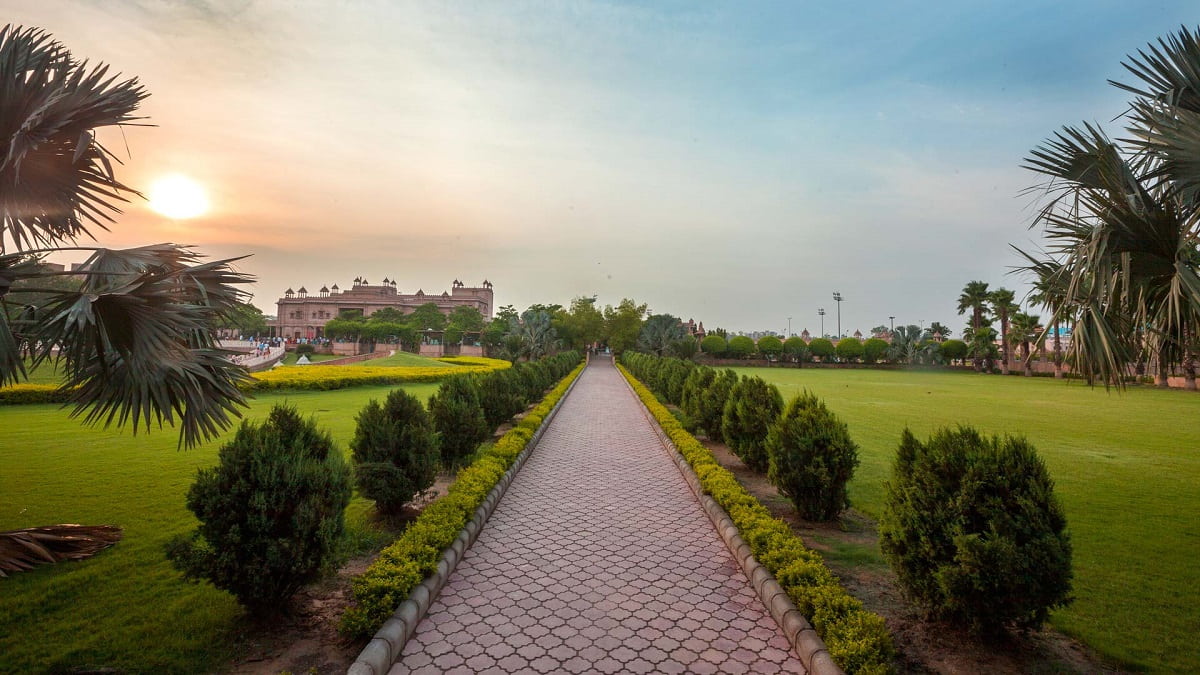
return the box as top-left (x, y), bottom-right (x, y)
top-left (270, 278), bottom-right (494, 340)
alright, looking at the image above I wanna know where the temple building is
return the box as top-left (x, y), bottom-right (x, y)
top-left (271, 278), bottom-right (493, 340)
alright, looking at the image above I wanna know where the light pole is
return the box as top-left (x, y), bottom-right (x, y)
top-left (818, 308), bottom-right (825, 337)
top-left (787, 317), bottom-right (792, 338)
top-left (889, 316), bottom-right (895, 332)
top-left (832, 292), bottom-right (843, 338)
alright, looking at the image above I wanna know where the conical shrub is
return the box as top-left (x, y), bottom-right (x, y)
top-left (350, 389), bottom-right (439, 514)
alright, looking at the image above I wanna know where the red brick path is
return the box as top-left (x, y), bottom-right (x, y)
top-left (393, 356), bottom-right (805, 674)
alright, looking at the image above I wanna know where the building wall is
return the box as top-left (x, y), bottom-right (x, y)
top-left (272, 281), bottom-right (494, 340)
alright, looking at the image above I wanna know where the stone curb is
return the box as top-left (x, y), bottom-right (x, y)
top-left (618, 368), bottom-right (845, 675)
top-left (347, 359), bottom-right (588, 675)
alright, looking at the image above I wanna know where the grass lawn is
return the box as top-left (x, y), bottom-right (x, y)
top-left (279, 351), bottom-right (340, 365)
top-left (352, 351), bottom-right (456, 367)
top-left (733, 366), bottom-right (1200, 673)
top-left (0, 383), bottom-right (439, 674)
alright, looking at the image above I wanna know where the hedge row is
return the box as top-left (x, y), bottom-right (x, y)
top-left (618, 364), bottom-right (895, 674)
top-left (0, 383), bottom-right (70, 404)
top-left (339, 355), bottom-right (585, 638)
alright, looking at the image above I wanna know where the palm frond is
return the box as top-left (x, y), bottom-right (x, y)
top-left (0, 24), bottom-right (149, 254)
top-left (0, 524), bottom-right (122, 577)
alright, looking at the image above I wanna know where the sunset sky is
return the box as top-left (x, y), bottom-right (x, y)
top-left (12, 1), bottom-right (1198, 336)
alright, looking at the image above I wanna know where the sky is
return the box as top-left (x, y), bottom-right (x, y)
top-left (11, 1), bottom-right (1199, 337)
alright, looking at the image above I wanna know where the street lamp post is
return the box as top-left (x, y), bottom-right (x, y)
top-left (818, 308), bottom-right (825, 337)
top-left (787, 317), bottom-right (792, 338)
top-left (832, 292), bottom-right (843, 338)
top-left (889, 316), bottom-right (895, 332)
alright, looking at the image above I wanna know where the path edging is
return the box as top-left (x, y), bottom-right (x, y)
top-left (618, 368), bottom-right (845, 675)
top-left (347, 361), bottom-right (587, 675)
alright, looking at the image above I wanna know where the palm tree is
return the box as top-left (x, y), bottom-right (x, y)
top-left (989, 288), bottom-right (1018, 375)
top-left (887, 324), bottom-right (924, 364)
top-left (1021, 26), bottom-right (1200, 389)
top-left (966, 326), bottom-right (999, 373)
top-left (957, 281), bottom-right (990, 371)
top-left (927, 322), bottom-right (952, 340)
top-left (1008, 312), bottom-right (1043, 377)
top-left (0, 25), bottom-right (251, 448)
top-left (515, 310), bottom-right (557, 360)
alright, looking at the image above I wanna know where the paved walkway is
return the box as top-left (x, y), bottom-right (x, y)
top-left (394, 357), bottom-right (805, 674)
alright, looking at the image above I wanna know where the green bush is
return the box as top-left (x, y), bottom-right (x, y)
top-left (165, 404), bottom-right (351, 613)
top-left (700, 334), bottom-right (727, 356)
top-left (721, 376), bottom-right (784, 472)
top-left (429, 376), bottom-right (490, 468)
top-left (294, 343), bottom-right (316, 356)
top-left (836, 337), bottom-right (864, 362)
top-left (862, 338), bottom-right (889, 364)
top-left (698, 368), bottom-right (738, 441)
top-left (476, 368), bottom-right (524, 429)
top-left (680, 367), bottom-right (715, 422)
top-left (727, 335), bottom-right (756, 358)
top-left (767, 392), bottom-right (860, 520)
top-left (809, 337), bottom-right (835, 362)
top-left (663, 358), bottom-right (695, 405)
top-left (939, 338), bottom-right (968, 364)
top-left (350, 390), bottom-right (440, 513)
top-left (783, 336), bottom-right (810, 363)
top-left (758, 335), bottom-right (784, 360)
top-left (878, 426), bottom-right (1073, 634)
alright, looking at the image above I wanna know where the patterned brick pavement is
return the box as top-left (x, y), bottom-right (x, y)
top-left (393, 357), bottom-right (805, 674)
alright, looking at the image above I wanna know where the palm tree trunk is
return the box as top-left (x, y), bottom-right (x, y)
top-left (1000, 314), bottom-right (1010, 375)
top-left (1053, 319), bottom-right (1063, 379)
top-left (1023, 342), bottom-right (1033, 377)
top-left (1184, 325), bottom-right (1196, 391)
top-left (1156, 344), bottom-right (1170, 387)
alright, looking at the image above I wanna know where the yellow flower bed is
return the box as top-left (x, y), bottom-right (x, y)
top-left (244, 364), bottom-right (499, 391)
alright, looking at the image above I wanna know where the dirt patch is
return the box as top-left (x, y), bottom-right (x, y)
top-left (227, 471), bottom-right (457, 675)
top-left (699, 436), bottom-right (1124, 675)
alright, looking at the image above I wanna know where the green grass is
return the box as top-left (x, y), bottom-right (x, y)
top-left (734, 366), bottom-right (1200, 673)
top-left (351, 351), bottom-right (456, 367)
top-left (280, 352), bottom-right (340, 365)
top-left (0, 383), bottom-right (439, 674)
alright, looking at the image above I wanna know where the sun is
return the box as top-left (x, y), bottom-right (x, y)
top-left (147, 174), bottom-right (210, 219)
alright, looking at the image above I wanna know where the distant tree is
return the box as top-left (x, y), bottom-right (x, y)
top-left (637, 314), bottom-right (686, 356)
top-left (671, 336), bottom-right (700, 360)
top-left (757, 335), bottom-right (784, 360)
top-left (870, 325), bottom-right (889, 337)
top-left (214, 301), bottom-right (268, 337)
top-left (862, 337), bottom-right (889, 364)
top-left (782, 336), bottom-right (810, 364)
top-left (967, 326), bottom-right (999, 372)
top-left (406, 303), bottom-right (447, 331)
top-left (516, 310), bottom-right (557, 359)
top-left (808, 337), bottom-right (835, 362)
top-left (447, 305), bottom-right (485, 332)
top-left (603, 298), bottom-right (647, 354)
top-left (989, 288), bottom-right (1019, 375)
top-left (958, 281), bottom-right (991, 370)
top-left (1008, 312), bottom-right (1044, 377)
top-left (928, 322), bottom-right (953, 340)
top-left (562, 296), bottom-right (604, 350)
top-left (940, 339), bottom-right (968, 365)
top-left (726, 335), bottom-right (756, 359)
top-left (835, 337), bottom-right (864, 362)
top-left (700, 334), bottom-right (728, 356)
top-left (369, 307), bottom-right (407, 323)
top-left (887, 325), bottom-right (925, 364)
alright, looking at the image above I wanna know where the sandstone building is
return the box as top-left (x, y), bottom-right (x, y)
top-left (272, 278), bottom-right (493, 340)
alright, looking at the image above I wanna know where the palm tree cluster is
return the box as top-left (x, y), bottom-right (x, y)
top-left (0, 25), bottom-right (253, 446)
top-left (1019, 25), bottom-right (1200, 389)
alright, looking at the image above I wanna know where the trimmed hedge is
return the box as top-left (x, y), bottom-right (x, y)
top-left (243, 364), bottom-right (501, 391)
top-left (339, 354), bottom-right (585, 638)
top-left (619, 363), bottom-right (895, 674)
top-left (0, 383), bottom-right (70, 404)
